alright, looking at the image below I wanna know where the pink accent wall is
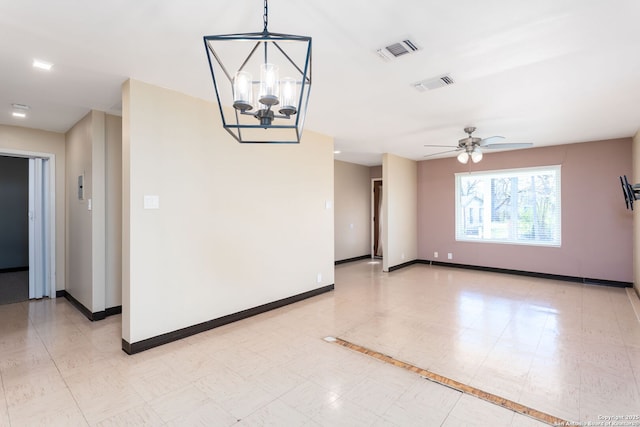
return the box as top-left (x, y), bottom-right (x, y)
top-left (417, 138), bottom-right (633, 283)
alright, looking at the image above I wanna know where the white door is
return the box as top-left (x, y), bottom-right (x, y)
top-left (28, 158), bottom-right (51, 299)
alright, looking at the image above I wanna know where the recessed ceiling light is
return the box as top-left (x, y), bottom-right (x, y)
top-left (334, 150), bottom-right (341, 154)
top-left (11, 103), bottom-right (30, 118)
top-left (33, 59), bottom-right (53, 71)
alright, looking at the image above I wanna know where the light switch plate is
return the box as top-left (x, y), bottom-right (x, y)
top-left (144, 195), bottom-right (160, 209)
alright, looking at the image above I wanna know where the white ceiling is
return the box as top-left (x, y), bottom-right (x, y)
top-left (1, 0), bottom-right (639, 166)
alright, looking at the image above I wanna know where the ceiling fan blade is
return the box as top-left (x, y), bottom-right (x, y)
top-left (483, 142), bottom-right (534, 150)
top-left (424, 148), bottom-right (461, 157)
top-left (479, 136), bottom-right (505, 146)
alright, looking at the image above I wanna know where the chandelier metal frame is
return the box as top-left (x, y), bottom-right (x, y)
top-left (203, 0), bottom-right (312, 144)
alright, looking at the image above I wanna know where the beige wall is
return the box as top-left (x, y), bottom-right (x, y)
top-left (418, 138), bottom-right (633, 282)
top-left (122, 79), bottom-right (334, 344)
top-left (91, 111), bottom-right (106, 312)
top-left (0, 125), bottom-right (66, 291)
top-left (65, 111), bottom-right (122, 312)
top-left (334, 160), bottom-right (372, 261)
top-left (382, 153), bottom-right (418, 271)
top-left (65, 112), bottom-right (96, 309)
top-left (106, 114), bottom-right (122, 308)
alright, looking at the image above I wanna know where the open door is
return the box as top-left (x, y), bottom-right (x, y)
top-left (28, 157), bottom-right (52, 299)
top-left (0, 150), bottom-right (55, 301)
top-left (372, 179), bottom-right (383, 258)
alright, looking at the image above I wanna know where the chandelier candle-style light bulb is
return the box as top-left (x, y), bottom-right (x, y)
top-left (279, 77), bottom-right (297, 116)
top-left (259, 63), bottom-right (279, 106)
top-left (233, 71), bottom-right (253, 111)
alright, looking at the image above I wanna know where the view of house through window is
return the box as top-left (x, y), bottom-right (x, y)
top-left (455, 166), bottom-right (561, 246)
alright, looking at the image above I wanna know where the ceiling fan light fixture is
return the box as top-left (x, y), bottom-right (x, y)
top-left (457, 151), bottom-right (469, 164)
top-left (471, 148), bottom-right (483, 163)
top-left (424, 127), bottom-right (532, 162)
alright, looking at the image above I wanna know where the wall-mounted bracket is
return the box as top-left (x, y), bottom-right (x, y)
top-left (619, 175), bottom-right (640, 210)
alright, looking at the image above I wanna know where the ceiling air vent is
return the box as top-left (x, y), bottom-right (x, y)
top-left (412, 74), bottom-right (455, 92)
top-left (11, 103), bottom-right (30, 111)
top-left (376, 39), bottom-right (420, 61)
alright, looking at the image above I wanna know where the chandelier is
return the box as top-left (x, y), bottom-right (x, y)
top-left (203, 0), bottom-right (312, 143)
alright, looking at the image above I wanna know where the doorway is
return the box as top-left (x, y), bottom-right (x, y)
top-left (0, 156), bottom-right (29, 304)
top-left (0, 150), bottom-right (56, 303)
top-left (372, 179), bottom-right (383, 258)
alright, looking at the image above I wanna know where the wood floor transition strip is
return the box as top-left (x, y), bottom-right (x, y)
top-left (324, 336), bottom-right (568, 427)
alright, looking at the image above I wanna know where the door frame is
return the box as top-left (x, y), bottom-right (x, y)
top-left (0, 148), bottom-right (57, 299)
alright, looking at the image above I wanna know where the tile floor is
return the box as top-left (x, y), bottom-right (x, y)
top-left (0, 271), bottom-right (29, 305)
top-left (0, 260), bottom-right (639, 426)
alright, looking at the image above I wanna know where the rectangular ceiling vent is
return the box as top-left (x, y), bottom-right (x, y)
top-left (376, 39), bottom-right (420, 61)
top-left (11, 103), bottom-right (30, 111)
top-left (413, 74), bottom-right (455, 92)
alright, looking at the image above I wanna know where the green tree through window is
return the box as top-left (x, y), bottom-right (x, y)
top-left (455, 166), bottom-right (561, 246)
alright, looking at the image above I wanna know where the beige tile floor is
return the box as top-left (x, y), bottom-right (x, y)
top-left (1, 260), bottom-right (639, 426)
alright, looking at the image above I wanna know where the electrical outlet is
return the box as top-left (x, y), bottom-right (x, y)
top-left (317, 273), bottom-right (322, 283)
top-left (447, 253), bottom-right (453, 260)
top-left (434, 252), bottom-right (438, 258)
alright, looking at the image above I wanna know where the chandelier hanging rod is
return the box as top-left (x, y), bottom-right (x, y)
top-left (263, 0), bottom-right (269, 33)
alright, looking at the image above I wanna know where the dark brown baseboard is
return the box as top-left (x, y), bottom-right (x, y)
top-left (383, 259), bottom-right (632, 288)
top-left (106, 306), bottom-right (122, 316)
top-left (419, 260), bottom-right (633, 288)
top-left (122, 284), bottom-right (335, 355)
top-left (388, 260), bottom-right (419, 272)
top-left (335, 255), bottom-right (371, 265)
top-left (0, 266), bottom-right (28, 273)
top-left (57, 290), bottom-right (122, 321)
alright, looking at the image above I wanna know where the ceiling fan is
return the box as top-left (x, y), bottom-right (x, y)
top-left (424, 127), bottom-right (533, 163)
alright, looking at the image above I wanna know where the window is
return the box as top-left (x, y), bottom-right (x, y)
top-left (455, 166), bottom-right (561, 246)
